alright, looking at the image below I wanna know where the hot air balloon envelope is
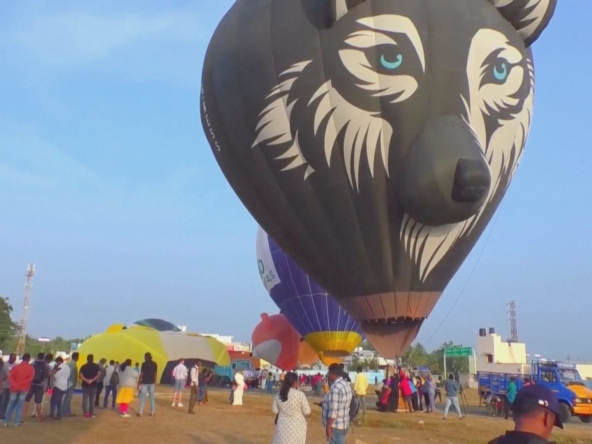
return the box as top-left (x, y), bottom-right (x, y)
top-left (251, 313), bottom-right (301, 370)
top-left (202, 0), bottom-right (556, 357)
top-left (257, 227), bottom-right (363, 361)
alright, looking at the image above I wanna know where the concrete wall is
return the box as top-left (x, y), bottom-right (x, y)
top-left (476, 333), bottom-right (527, 370)
top-left (577, 364), bottom-right (592, 380)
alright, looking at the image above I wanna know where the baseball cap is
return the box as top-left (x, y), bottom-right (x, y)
top-left (512, 385), bottom-right (563, 429)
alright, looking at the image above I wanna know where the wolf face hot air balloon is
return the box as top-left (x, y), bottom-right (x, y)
top-left (257, 227), bottom-right (363, 364)
top-left (201, 0), bottom-right (556, 357)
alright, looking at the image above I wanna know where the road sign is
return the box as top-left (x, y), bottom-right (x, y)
top-left (445, 347), bottom-right (473, 357)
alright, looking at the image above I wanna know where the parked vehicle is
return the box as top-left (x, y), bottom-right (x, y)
top-left (478, 360), bottom-right (592, 424)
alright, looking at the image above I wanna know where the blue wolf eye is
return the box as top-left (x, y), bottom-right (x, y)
top-left (380, 54), bottom-right (403, 70)
top-left (493, 61), bottom-right (508, 81)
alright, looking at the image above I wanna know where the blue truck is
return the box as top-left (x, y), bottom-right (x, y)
top-left (478, 360), bottom-right (592, 424)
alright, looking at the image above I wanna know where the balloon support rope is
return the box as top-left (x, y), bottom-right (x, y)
top-left (423, 201), bottom-right (505, 346)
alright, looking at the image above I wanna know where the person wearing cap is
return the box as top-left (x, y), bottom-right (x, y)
top-left (488, 385), bottom-right (563, 444)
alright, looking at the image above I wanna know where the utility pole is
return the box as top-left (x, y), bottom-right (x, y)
top-left (16, 264), bottom-right (35, 356)
top-left (509, 300), bottom-right (518, 342)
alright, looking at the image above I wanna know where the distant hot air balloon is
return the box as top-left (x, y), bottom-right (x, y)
top-left (251, 313), bottom-right (301, 370)
top-left (297, 341), bottom-right (319, 368)
top-left (257, 227), bottom-right (363, 364)
top-left (202, 0), bottom-right (556, 357)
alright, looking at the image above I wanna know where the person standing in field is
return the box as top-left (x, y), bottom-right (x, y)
top-left (443, 374), bottom-right (463, 420)
top-left (103, 360), bottom-right (118, 409)
top-left (197, 361), bottom-right (208, 405)
top-left (233, 370), bottom-right (246, 406)
top-left (49, 357), bottom-right (70, 420)
top-left (79, 354), bottom-right (101, 418)
top-left (399, 372), bottom-right (413, 413)
top-left (4, 353), bottom-right (35, 427)
top-left (62, 352), bottom-right (79, 417)
top-left (272, 372), bottom-right (311, 444)
top-left (188, 361), bottom-right (199, 414)
top-left (266, 372), bottom-right (274, 395)
top-left (137, 352), bottom-right (158, 417)
top-left (116, 359), bottom-right (138, 418)
top-left (171, 359), bottom-right (188, 407)
top-left (321, 363), bottom-right (353, 444)
top-left (424, 375), bottom-right (436, 413)
top-left (22, 352), bottom-right (47, 423)
top-left (0, 354), bottom-right (17, 420)
top-left (505, 376), bottom-right (518, 420)
top-left (94, 358), bottom-right (107, 408)
top-left (353, 367), bottom-right (368, 422)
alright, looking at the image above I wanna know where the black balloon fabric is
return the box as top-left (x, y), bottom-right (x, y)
top-left (201, 0), bottom-right (556, 357)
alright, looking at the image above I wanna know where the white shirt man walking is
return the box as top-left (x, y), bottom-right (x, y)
top-left (171, 359), bottom-right (188, 407)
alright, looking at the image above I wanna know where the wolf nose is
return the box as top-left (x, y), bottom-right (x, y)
top-left (452, 158), bottom-right (491, 203)
top-left (398, 116), bottom-right (491, 226)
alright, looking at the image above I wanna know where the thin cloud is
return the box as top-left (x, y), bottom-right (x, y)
top-left (6, 11), bottom-right (205, 67)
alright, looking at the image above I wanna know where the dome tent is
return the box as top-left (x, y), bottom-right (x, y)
top-left (77, 325), bottom-right (230, 384)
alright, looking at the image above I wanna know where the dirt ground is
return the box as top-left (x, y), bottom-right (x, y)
top-left (2, 386), bottom-right (592, 444)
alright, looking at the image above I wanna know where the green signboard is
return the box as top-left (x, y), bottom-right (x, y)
top-left (445, 347), bottom-right (473, 357)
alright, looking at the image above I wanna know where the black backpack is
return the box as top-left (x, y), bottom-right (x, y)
top-left (32, 361), bottom-right (46, 384)
top-left (110, 369), bottom-right (119, 386)
top-left (349, 395), bottom-right (361, 423)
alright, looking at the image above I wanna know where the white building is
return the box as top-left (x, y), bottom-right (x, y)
top-left (474, 328), bottom-right (530, 374)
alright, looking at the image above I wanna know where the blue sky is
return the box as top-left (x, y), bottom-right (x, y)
top-left (1, 1), bottom-right (591, 361)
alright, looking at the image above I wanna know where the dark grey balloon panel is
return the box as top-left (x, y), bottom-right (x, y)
top-left (201, 0), bottom-right (556, 307)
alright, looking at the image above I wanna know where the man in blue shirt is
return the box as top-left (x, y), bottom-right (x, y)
top-left (443, 374), bottom-right (463, 420)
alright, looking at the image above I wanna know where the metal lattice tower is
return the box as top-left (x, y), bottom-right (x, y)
top-left (509, 300), bottom-right (518, 342)
top-left (16, 264), bottom-right (35, 356)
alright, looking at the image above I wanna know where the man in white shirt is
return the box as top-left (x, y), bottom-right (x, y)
top-left (102, 360), bottom-right (118, 409)
top-left (171, 359), bottom-right (188, 407)
top-left (49, 357), bottom-right (71, 420)
top-left (187, 362), bottom-right (199, 414)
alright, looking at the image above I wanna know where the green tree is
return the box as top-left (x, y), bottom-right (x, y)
top-left (360, 341), bottom-right (376, 351)
top-left (0, 297), bottom-right (17, 351)
top-left (426, 341), bottom-right (469, 375)
top-left (402, 343), bottom-right (429, 367)
top-left (367, 357), bottom-right (380, 371)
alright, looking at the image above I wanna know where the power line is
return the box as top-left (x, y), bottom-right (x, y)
top-left (423, 205), bottom-right (503, 346)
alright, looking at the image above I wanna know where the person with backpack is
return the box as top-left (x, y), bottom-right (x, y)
top-left (22, 352), bottom-right (47, 423)
top-left (103, 360), bottom-right (118, 409)
top-left (320, 363), bottom-right (353, 444)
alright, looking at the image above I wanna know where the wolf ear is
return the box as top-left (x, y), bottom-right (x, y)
top-left (329, 0), bottom-right (366, 27)
top-left (491, 0), bottom-right (557, 47)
